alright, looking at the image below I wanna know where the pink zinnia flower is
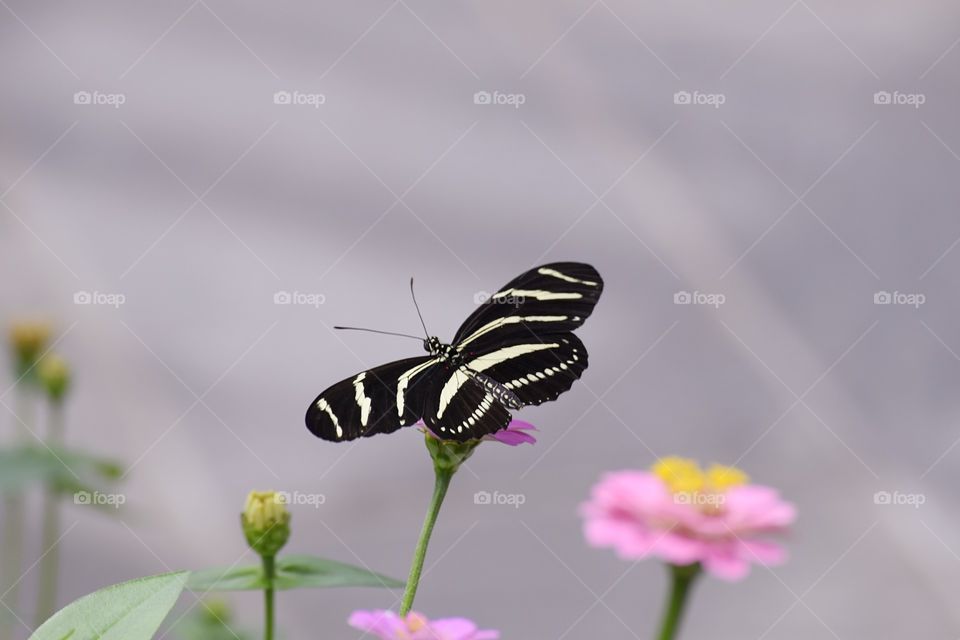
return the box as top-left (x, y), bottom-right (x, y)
top-left (418, 419), bottom-right (537, 446)
top-left (581, 457), bottom-right (796, 581)
top-left (482, 419), bottom-right (537, 446)
top-left (348, 610), bottom-right (499, 640)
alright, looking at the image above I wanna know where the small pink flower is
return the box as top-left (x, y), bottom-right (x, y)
top-left (580, 457), bottom-right (796, 581)
top-left (348, 610), bottom-right (499, 640)
top-left (483, 420), bottom-right (537, 446)
top-left (419, 420), bottom-right (537, 445)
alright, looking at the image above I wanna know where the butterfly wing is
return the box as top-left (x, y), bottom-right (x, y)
top-left (423, 333), bottom-right (588, 441)
top-left (423, 365), bottom-right (512, 442)
top-left (306, 356), bottom-right (438, 441)
top-left (452, 262), bottom-right (603, 353)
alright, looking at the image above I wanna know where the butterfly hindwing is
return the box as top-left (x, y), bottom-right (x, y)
top-left (453, 262), bottom-right (603, 353)
top-left (306, 356), bottom-right (438, 441)
top-left (464, 333), bottom-right (588, 407)
top-left (423, 365), bottom-right (512, 441)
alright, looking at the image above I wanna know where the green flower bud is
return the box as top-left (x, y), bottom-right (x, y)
top-left (424, 431), bottom-right (480, 474)
top-left (9, 320), bottom-right (52, 376)
top-left (38, 355), bottom-right (71, 402)
top-left (241, 491), bottom-right (290, 557)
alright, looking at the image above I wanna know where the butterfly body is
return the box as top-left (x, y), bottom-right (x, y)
top-left (306, 262), bottom-right (603, 443)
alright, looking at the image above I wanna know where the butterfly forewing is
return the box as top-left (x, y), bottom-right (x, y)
top-left (306, 356), bottom-right (437, 441)
top-left (453, 262), bottom-right (603, 352)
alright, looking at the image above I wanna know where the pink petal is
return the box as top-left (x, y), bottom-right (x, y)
top-left (740, 539), bottom-right (788, 566)
top-left (701, 545), bottom-right (751, 581)
top-left (348, 610), bottom-right (406, 638)
top-left (429, 617), bottom-right (500, 639)
top-left (653, 534), bottom-right (706, 566)
top-left (723, 486), bottom-right (796, 531)
top-left (486, 420), bottom-right (537, 445)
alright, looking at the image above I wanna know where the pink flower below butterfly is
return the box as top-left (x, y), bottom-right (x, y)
top-left (348, 609), bottom-right (499, 640)
top-left (483, 420), bottom-right (537, 446)
top-left (419, 420), bottom-right (537, 445)
top-left (581, 457), bottom-right (796, 581)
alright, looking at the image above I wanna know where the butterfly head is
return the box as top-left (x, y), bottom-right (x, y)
top-left (424, 336), bottom-right (443, 355)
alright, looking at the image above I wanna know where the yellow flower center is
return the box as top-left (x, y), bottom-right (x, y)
top-left (652, 456), bottom-right (748, 511)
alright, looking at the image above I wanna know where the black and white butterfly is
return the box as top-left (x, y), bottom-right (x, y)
top-left (305, 262), bottom-right (603, 443)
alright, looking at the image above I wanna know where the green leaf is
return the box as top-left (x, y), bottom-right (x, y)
top-left (188, 554), bottom-right (403, 592)
top-left (30, 571), bottom-right (188, 640)
top-left (275, 555), bottom-right (404, 590)
top-left (0, 445), bottom-right (122, 493)
top-left (187, 565), bottom-right (266, 591)
top-left (0, 446), bottom-right (57, 490)
top-left (55, 448), bottom-right (124, 480)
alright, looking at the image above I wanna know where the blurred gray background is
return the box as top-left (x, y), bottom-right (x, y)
top-left (2, 0), bottom-right (960, 637)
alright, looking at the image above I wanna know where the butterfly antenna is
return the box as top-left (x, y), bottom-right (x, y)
top-left (410, 277), bottom-right (430, 338)
top-left (333, 326), bottom-right (423, 341)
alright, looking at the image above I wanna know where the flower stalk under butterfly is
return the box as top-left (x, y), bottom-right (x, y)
top-left (399, 422), bottom-right (536, 616)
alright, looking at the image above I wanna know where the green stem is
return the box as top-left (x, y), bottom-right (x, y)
top-left (399, 467), bottom-right (454, 616)
top-left (35, 401), bottom-right (65, 627)
top-left (262, 554), bottom-right (276, 640)
top-left (655, 564), bottom-right (700, 640)
top-left (0, 386), bottom-right (33, 640)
